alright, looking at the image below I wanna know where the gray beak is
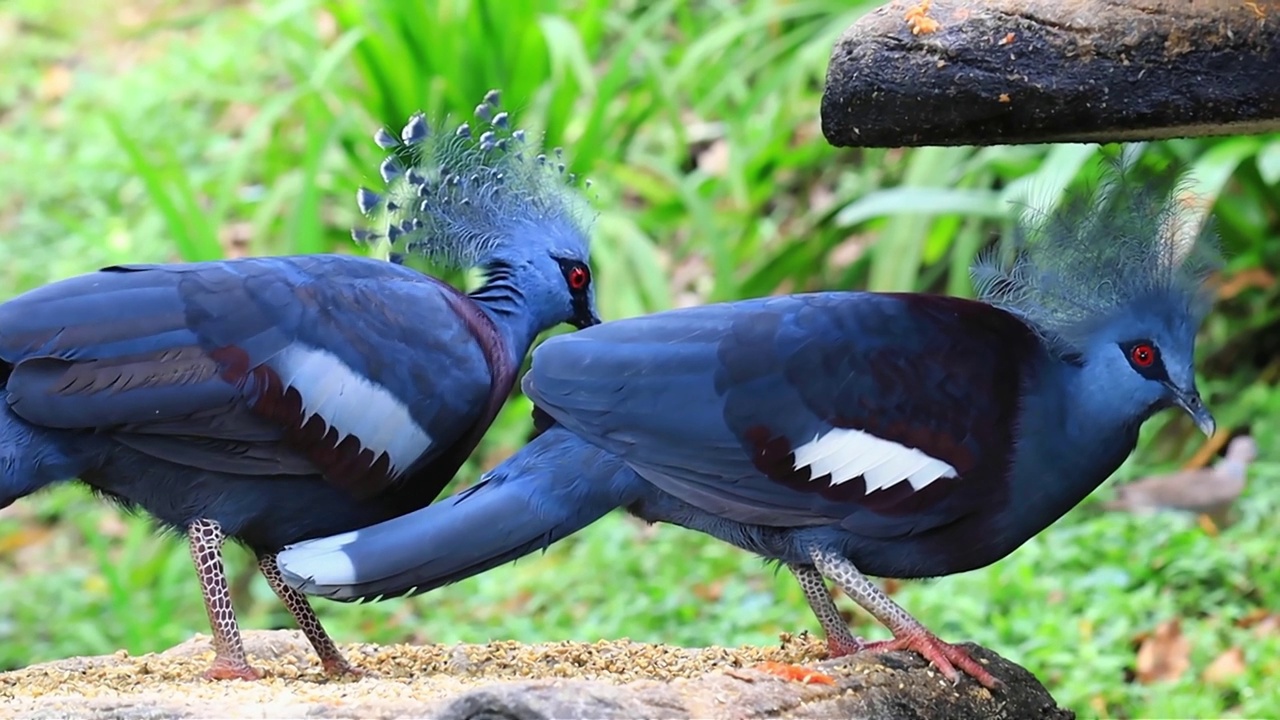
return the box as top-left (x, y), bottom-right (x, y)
top-left (1171, 386), bottom-right (1216, 437)
top-left (570, 309), bottom-right (601, 329)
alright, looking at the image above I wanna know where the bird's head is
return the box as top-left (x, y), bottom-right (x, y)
top-left (351, 89), bottom-right (600, 332)
top-left (971, 157), bottom-right (1221, 436)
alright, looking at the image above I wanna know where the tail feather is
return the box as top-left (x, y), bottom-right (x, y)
top-left (275, 426), bottom-right (643, 602)
top-left (0, 399), bottom-right (100, 508)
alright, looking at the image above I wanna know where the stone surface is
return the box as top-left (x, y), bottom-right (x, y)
top-left (821, 0), bottom-right (1280, 147)
top-left (0, 630), bottom-right (1073, 719)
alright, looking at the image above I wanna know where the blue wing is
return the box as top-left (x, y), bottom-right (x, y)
top-left (524, 292), bottom-right (1042, 539)
top-left (0, 254), bottom-right (494, 499)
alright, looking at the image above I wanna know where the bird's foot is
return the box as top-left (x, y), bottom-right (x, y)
top-left (825, 634), bottom-right (867, 658)
top-left (321, 657), bottom-right (370, 679)
top-left (202, 657), bottom-right (264, 681)
top-left (749, 661), bottom-right (836, 685)
top-left (861, 631), bottom-right (1002, 690)
top-left (254, 552), bottom-right (372, 681)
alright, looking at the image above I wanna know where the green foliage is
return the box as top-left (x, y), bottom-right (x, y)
top-left (1, 0), bottom-right (1278, 717)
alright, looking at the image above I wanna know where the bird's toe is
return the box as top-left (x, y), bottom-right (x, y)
top-left (825, 635), bottom-right (866, 658)
top-left (861, 632), bottom-right (1002, 690)
top-left (321, 658), bottom-right (371, 680)
top-left (202, 658), bottom-right (264, 682)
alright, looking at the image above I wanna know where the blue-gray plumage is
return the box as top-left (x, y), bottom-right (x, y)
top-left (277, 161), bottom-right (1219, 690)
top-left (0, 90), bottom-right (599, 680)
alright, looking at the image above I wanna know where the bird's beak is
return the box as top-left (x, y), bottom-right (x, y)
top-left (1170, 384), bottom-right (1216, 437)
top-left (569, 306), bottom-right (601, 329)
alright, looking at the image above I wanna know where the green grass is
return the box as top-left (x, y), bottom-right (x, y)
top-left (1, 0), bottom-right (1279, 718)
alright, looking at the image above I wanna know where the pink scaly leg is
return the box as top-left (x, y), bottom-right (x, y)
top-left (736, 562), bottom-right (866, 686)
top-left (187, 518), bottom-right (262, 681)
top-left (807, 544), bottom-right (1002, 690)
top-left (257, 552), bottom-right (363, 677)
top-left (788, 563), bottom-right (865, 657)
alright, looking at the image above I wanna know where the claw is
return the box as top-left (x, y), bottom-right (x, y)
top-left (203, 657), bottom-right (264, 681)
top-left (321, 658), bottom-right (369, 679)
top-left (861, 631), bottom-right (1002, 690)
top-left (751, 661), bottom-right (836, 685)
top-left (825, 635), bottom-right (865, 658)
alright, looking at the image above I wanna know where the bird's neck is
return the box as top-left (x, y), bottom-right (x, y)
top-left (1003, 356), bottom-right (1144, 536)
top-left (468, 279), bottom-right (543, 368)
top-left (1057, 360), bottom-right (1148, 456)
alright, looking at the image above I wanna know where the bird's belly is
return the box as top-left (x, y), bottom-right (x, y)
top-left (79, 446), bottom-right (435, 552)
top-left (835, 512), bottom-right (1031, 580)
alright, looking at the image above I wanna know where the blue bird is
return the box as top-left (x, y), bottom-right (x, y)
top-left (276, 162), bottom-right (1219, 689)
top-left (0, 90), bottom-right (598, 680)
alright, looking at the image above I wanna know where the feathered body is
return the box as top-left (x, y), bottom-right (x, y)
top-left (278, 160), bottom-right (1220, 689)
top-left (0, 90), bottom-right (599, 679)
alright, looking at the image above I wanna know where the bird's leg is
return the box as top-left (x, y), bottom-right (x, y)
top-left (736, 563), bottom-right (860, 686)
top-left (787, 563), bottom-right (864, 656)
top-left (808, 544), bottom-right (1002, 690)
top-left (187, 519), bottom-right (261, 681)
top-left (256, 552), bottom-right (363, 678)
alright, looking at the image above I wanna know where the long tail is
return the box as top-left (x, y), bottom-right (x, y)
top-left (275, 426), bottom-right (644, 602)
top-left (0, 399), bottom-right (101, 509)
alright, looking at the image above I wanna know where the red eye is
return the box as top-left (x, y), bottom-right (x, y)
top-left (567, 265), bottom-right (589, 291)
top-left (1130, 343), bottom-right (1157, 368)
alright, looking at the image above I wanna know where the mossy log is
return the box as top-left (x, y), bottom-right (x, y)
top-left (821, 0), bottom-right (1280, 147)
top-left (0, 630), bottom-right (1074, 719)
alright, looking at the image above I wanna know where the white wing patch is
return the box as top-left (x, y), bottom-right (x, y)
top-left (792, 427), bottom-right (957, 494)
top-left (273, 345), bottom-right (433, 474)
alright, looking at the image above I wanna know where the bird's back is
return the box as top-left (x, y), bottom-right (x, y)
top-left (0, 254), bottom-right (503, 548)
top-left (524, 290), bottom-right (1061, 577)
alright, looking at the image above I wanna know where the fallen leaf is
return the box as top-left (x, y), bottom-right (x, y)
top-left (1202, 647), bottom-right (1246, 684)
top-left (1217, 266), bottom-right (1276, 299)
top-left (96, 511), bottom-right (129, 538)
top-left (751, 661), bottom-right (836, 685)
top-left (1079, 618), bottom-right (1095, 643)
top-left (692, 581), bottom-right (724, 602)
top-left (827, 233), bottom-right (874, 271)
top-left (39, 64), bottom-right (75, 102)
top-left (219, 221), bottom-right (253, 259)
top-left (1134, 618), bottom-right (1191, 684)
top-left (695, 138), bottom-right (730, 177)
top-left (808, 181), bottom-right (836, 216)
top-left (1240, 612), bottom-right (1280, 639)
top-left (0, 526), bottom-right (53, 554)
top-left (1234, 608), bottom-right (1272, 628)
top-left (500, 589), bottom-right (534, 614)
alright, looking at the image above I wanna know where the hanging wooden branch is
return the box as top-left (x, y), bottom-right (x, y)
top-left (820, 0), bottom-right (1280, 147)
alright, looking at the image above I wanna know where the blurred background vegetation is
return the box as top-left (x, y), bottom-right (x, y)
top-left (1, 0), bottom-right (1277, 716)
